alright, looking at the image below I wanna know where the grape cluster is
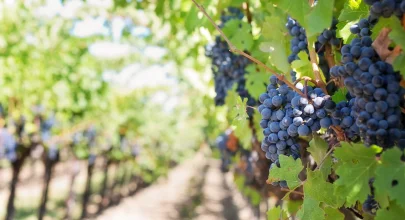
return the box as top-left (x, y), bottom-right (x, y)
top-left (286, 18), bottom-right (307, 81)
top-left (330, 18), bottom-right (405, 148)
top-left (363, 195), bottom-right (379, 215)
top-left (365, 0), bottom-right (405, 18)
top-left (0, 128), bottom-right (17, 162)
top-left (318, 98), bottom-right (360, 141)
top-left (219, 7), bottom-right (244, 27)
top-left (259, 76), bottom-right (336, 164)
top-left (216, 132), bottom-right (232, 172)
top-left (205, 9), bottom-right (256, 109)
top-left (286, 17), bottom-right (341, 85)
top-left (317, 18), bottom-right (342, 47)
top-left (47, 143), bottom-right (59, 161)
top-left (40, 114), bottom-right (55, 142)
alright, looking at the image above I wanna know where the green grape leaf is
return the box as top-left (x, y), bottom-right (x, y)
top-left (226, 91), bottom-right (252, 149)
top-left (308, 136), bottom-right (332, 179)
top-left (393, 53), bottom-right (405, 79)
top-left (324, 206), bottom-right (344, 220)
top-left (261, 9), bottom-right (291, 73)
top-left (235, 175), bottom-right (246, 191)
top-left (245, 65), bottom-right (268, 99)
top-left (268, 155), bottom-right (303, 188)
top-left (296, 197), bottom-right (325, 220)
top-left (222, 19), bottom-right (253, 51)
top-left (338, 0), bottom-right (369, 21)
top-left (155, 0), bottom-right (166, 16)
top-left (336, 21), bottom-right (357, 44)
top-left (375, 202), bottom-right (405, 220)
top-left (334, 142), bottom-right (381, 206)
top-left (286, 200), bottom-right (303, 216)
top-left (229, 0), bottom-right (244, 6)
top-left (305, 0), bottom-right (334, 37)
top-left (371, 17), bottom-right (390, 40)
top-left (374, 148), bottom-right (405, 209)
top-left (233, 118), bottom-right (252, 150)
top-left (169, 0), bottom-right (181, 10)
top-left (185, 6), bottom-right (200, 33)
top-left (267, 206), bottom-right (288, 220)
top-left (249, 188), bottom-right (262, 206)
top-left (333, 0), bottom-right (346, 17)
top-left (291, 51), bottom-right (314, 80)
top-left (331, 88), bottom-right (348, 103)
top-left (304, 170), bottom-right (344, 208)
top-left (225, 89), bottom-right (239, 110)
top-left (251, 38), bottom-right (273, 64)
top-left (271, 0), bottom-right (310, 27)
top-left (371, 17), bottom-right (405, 48)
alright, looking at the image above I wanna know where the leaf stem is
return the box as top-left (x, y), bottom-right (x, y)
top-left (280, 188), bottom-right (304, 196)
top-left (191, 0), bottom-right (306, 98)
top-left (316, 145), bottom-right (335, 170)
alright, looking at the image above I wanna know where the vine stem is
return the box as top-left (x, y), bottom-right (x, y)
top-left (243, 2), bottom-right (252, 24)
top-left (324, 43), bottom-right (336, 68)
top-left (308, 43), bottom-right (328, 94)
top-left (191, 0), bottom-right (306, 98)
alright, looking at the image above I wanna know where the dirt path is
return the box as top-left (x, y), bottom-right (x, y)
top-left (97, 150), bottom-right (265, 220)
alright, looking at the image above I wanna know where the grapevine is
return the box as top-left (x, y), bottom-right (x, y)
top-left (193, 0), bottom-right (405, 219)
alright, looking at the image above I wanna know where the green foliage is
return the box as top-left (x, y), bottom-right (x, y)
top-left (268, 155), bottom-right (303, 188)
top-left (324, 207), bottom-right (344, 220)
top-left (306, 0), bottom-right (335, 37)
top-left (375, 202), bottom-right (405, 220)
top-left (334, 143), bottom-right (381, 206)
top-left (338, 0), bottom-right (369, 21)
top-left (291, 51), bottom-right (326, 82)
top-left (337, 21), bottom-right (357, 44)
top-left (235, 174), bottom-right (246, 191)
top-left (296, 197), bottom-right (324, 220)
top-left (271, 0), bottom-right (310, 27)
top-left (331, 88), bottom-right (348, 103)
top-left (245, 65), bottom-right (268, 99)
top-left (291, 52), bottom-right (315, 80)
top-left (371, 17), bottom-right (405, 78)
top-left (304, 170), bottom-right (344, 208)
top-left (371, 17), bottom-right (405, 48)
top-left (226, 90), bottom-right (252, 149)
top-left (260, 6), bottom-right (291, 73)
top-left (267, 206), bottom-right (288, 220)
top-left (308, 136), bottom-right (332, 179)
top-left (222, 19), bottom-right (253, 51)
top-left (393, 54), bottom-right (405, 78)
top-left (244, 187), bottom-right (262, 206)
top-left (374, 148), bottom-right (405, 209)
top-left (185, 6), bottom-right (200, 33)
